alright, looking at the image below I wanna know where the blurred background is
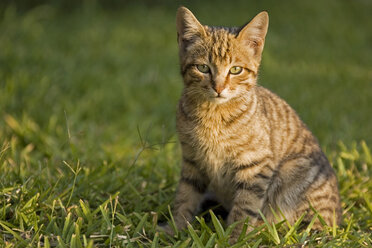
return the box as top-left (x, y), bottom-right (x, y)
top-left (1, 0), bottom-right (371, 162)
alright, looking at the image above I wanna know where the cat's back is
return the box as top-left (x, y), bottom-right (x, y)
top-left (254, 86), bottom-right (321, 162)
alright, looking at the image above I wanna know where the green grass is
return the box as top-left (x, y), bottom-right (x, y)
top-left (0, 0), bottom-right (371, 247)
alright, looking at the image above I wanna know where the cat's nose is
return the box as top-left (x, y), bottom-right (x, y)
top-left (213, 84), bottom-right (225, 94)
top-left (212, 76), bottom-right (226, 95)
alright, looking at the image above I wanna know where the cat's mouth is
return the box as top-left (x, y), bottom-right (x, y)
top-left (210, 95), bottom-right (229, 103)
top-left (211, 92), bottom-right (227, 99)
top-left (205, 89), bottom-right (231, 103)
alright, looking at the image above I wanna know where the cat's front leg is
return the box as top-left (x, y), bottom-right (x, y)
top-left (227, 186), bottom-right (266, 243)
top-left (227, 160), bottom-right (274, 243)
top-left (162, 157), bottom-right (208, 235)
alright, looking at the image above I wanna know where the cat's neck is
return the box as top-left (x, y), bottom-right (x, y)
top-left (181, 87), bottom-right (258, 126)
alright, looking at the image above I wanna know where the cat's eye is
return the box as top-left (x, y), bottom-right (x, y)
top-left (229, 66), bottom-right (243, 75)
top-left (196, 64), bottom-right (210, 73)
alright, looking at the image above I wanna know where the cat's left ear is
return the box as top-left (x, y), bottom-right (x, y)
top-left (237, 11), bottom-right (269, 57)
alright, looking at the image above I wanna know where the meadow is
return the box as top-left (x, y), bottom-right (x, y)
top-left (0, 0), bottom-right (371, 247)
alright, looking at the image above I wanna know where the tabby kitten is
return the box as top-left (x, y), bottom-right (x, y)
top-left (165, 7), bottom-right (341, 242)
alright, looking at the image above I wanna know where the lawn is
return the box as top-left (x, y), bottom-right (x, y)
top-left (0, 0), bottom-right (371, 247)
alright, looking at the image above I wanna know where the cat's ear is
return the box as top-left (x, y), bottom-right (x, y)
top-left (176, 7), bottom-right (206, 48)
top-left (237, 11), bottom-right (269, 56)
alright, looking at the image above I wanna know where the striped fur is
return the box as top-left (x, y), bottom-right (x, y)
top-left (166, 7), bottom-right (342, 242)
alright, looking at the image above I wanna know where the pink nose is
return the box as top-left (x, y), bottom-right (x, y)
top-left (214, 85), bottom-right (225, 94)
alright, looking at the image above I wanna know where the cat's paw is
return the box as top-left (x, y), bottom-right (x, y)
top-left (156, 223), bottom-right (175, 236)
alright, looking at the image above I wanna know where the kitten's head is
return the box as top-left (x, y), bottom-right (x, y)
top-left (176, 7), bottom-right (268, 104)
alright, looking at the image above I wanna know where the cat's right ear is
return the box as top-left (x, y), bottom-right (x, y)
top-left (176, 7), bottom-right (206, 49)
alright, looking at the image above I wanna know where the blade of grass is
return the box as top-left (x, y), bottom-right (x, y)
top-left (309, 204), bottom-right (327, 227)
top-left (151, 232), bottom-right (159, 248)
top-left (57, 236), bottom-right (67, 248)
top-left (175, 238), bottom-right (191, 248)
top-left (0, 221), bottom-right (28, 246)
top-left (361, 141), bottom-right (372, 164)
top-left (99, 205), bottom-right (111, 227)
top-left (236, 218), bottom-right (248, 242)
top-left (342, 214), bottom-right (353, 241)
top-left (167, 205), bottom-right (179, 237)
top-left (63, 160), bottom-right (81, 207)
top-left (209, 210), bottom-right (225, 240)
top-left (44, 236), bottom-right (50, 248)
top-left (79, 200), bottom-right (93, 224)
top-left (258, 210), bottom-right (280, 245)
top-left (300, 213), bottom-right (319, 244)
top-left (62, 213), bottom-right (72, 240)
top-left (283, 211), bottom-right (306, 242)
top-left (204, 233), bottom-right (216, 248)
top-left (187, 223), bottom-right (204, 248)
top-left (251, 238), bottom-right (262, 248)
top-left (305, 213), bottom-right (318, 234)
top-left (92, 192), bottom-right (120, 215)
top-left (134, 213), bottom-right (149, 237)
top-left (195, 216), bottom-right (213, 235)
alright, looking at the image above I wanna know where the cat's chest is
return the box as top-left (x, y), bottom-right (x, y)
top-left (191, 120), bottom-right (232, 164)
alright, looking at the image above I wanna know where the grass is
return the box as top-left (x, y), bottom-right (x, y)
top-left (0, 0), bottom-right (371, 247)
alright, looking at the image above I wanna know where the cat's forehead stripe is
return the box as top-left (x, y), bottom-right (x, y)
top-left (206, 27), bottom-right (235, 63)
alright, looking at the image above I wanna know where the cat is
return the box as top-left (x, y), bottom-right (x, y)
top-left (162, 6), bottom-right (342, 243)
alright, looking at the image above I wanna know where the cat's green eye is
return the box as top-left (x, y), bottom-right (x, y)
top-left (230, 66), bottom-right (243, 75)
top-left (196, 64), bottom-right (210, 73)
